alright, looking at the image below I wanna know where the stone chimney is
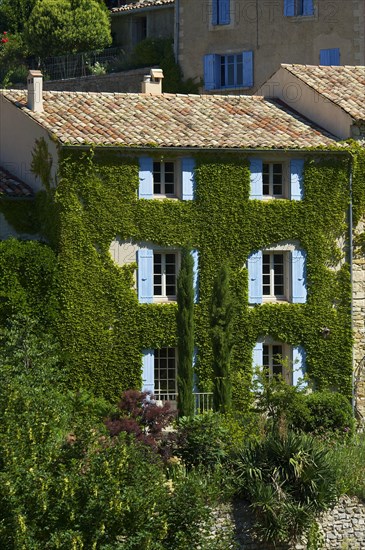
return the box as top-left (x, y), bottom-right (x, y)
top-left (27, 70), bottom-right (43, 112)
top-left (141, 68), bottom-right (164, 95)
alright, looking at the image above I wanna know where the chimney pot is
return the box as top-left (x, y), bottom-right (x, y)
top-left (141, 68), bottom-right (164, 95)
top-left (27, 70), bottom-right (43, 112)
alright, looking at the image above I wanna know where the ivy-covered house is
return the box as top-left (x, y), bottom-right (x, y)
top-left (0, 69), bottom-right (363, 415)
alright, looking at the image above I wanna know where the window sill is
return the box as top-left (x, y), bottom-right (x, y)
top-left (262, 298), bottom-right (290, 304)
top-left (262, 196), bottom-right (287, 201)
top-left (153, 297), bottom-right (177, 303)
top-left (284, 14), bottom-right (316, 21)
top-left (205, 85), bottom-right (253, 93)
top-left (209, 22), bottom-right (234, 30)
top-left (153, 195), bottom-right (180, 201)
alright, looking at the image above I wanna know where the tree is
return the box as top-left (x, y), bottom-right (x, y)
top-left (210, 264), bottom-right (234, 413)
top-left (24, 0), bottom-right (112, 59)
top-left (0, 0), bottom-right (37, 34)
top-left (177, 248), bottom-right (195, 417)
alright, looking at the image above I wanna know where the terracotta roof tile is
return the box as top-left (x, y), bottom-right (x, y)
top-left (110, 0), bottom-right (174, 13)
top-left (2, 89), bottom-right (338, 149)
top-left (282, 64), bottom-right (365, 121)
top-left (0, 167), bottom-right (33, 198)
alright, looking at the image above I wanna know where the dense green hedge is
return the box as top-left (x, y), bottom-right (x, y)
top-left (1, 143), bottom-right (364, 406)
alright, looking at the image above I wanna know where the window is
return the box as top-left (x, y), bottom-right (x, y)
top-left (284, 0), bottom-right (314, 16)
top-left (138, 247), bottom-right (199, 304)
top-left (139, 157), bottom-right (195, 200)
top-left (253, 341), bottom-right (307, 386)
top-left (204, 51), bottom-right (253, 90)
top-left (263, 163), bottom-right (284, 197)
top-left (153, 161), bottom-right (175, 196)
top-left (263, 252), bottom-right (286, 299)
top-left (153, 251), bottom-right (177, 300)
top-left (141, 348), bottom-right (177, 402)
top-left (249, 158), bottom-right (304, 200)
top-left (263, 343), bottom-right (288, 380)
top-left (320, 48), bottom-right (340, 66)
top-left (212, 0), bottom-right (230, 25)
top-left (154, 348), bottom-right (177, 400)
top-left (247, 246), bottom-right (307, 304)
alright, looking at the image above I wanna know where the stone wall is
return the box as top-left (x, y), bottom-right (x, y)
top-left (353, 219), bottom-right (365, 425)
top-left (41, 68), bottom-right (150, 93)
top-left (214, 496), bottom-right (365, 549)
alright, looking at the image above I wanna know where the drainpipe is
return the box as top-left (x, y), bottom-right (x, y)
top-left (349, 157), bottom-right (355, 415)
top-left (174, 0), bottom-right (180, 63)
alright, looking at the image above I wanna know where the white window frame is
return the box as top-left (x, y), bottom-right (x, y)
top-left (262, 250), bottom-right (291, 302)
top-left (153, 160), bottom-right (180, 198)
top-left (154, 347), bottom-right (178, 401)
top-left (262, 340), bottom-right (293, 384)
top-left (262, 162), bottom-right (288, 199)
top-left (153, 250), bottom-right (180, 302)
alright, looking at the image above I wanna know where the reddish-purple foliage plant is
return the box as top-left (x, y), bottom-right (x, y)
top-left (105, 390), bottom-right (176, 459)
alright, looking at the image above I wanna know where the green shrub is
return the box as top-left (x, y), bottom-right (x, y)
top-left (176, 412), bottom-right (230, 469)
top-left (253, 370), bottom-right (310, 433)
top-left (254, 372), bottom-right (354, 438)
top-left (292, 391), bottom-right (355, 437)
top-left (233, 431), bottom-right (339, 544)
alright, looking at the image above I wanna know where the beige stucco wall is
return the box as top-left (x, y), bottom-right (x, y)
top-left (0, 95), bottom-right (59, 192)
top-left (258, 66), bottom-right (353, 139)
top-left (110, 239), bottom-right (138, 266)
top-left (178, 0), bottom-right (365, 92)
top-left (111, 7), bottom-right (174, 50)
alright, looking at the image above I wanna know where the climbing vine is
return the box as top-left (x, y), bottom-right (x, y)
top-left (1, 142), bottom-right (365, 407)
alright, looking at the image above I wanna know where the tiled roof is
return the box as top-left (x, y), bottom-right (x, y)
top-left (2, 90), bottom-right (338, 149)
top-left (282, 64), bottom-right (365, 122)
top-left (110, 0), bottom-right (174, 13)
top-left (0, 167), bottom-right (33, 198)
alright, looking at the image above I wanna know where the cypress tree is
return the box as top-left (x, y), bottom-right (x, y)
top-left (177, 248), bottom-right (195, 417)
top-left (210, 264), bottom-right (234, 413)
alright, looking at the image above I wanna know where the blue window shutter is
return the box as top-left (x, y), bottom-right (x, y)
top-left (142, 349), bottom-right (155, 393)
top-left (292, 346), bottom-right (307, 387)
top-left (191, 249), bottom-right (199, 303)
top-left (243, 51), bottom-right (253, 87)
top-left (320, 48), bottom-right (340, 66)
top-left (137, 248), bottom-right (154, 303)
top-left (182, 158), bottom-right (195, 200)
top-left (212, 0), bottom-right (218, 25)
top-left (204, 54), bottom-right (220, 90)
top-left (252, 342), bottom-right (263, 391)
top-left (290, 159), bottom-right (305, 201)
top-left (303, 0), bottom-right (314, 15)
top-left (249, 158), bottom-right (263, 199)
top-left (219, 0), bottom-right (231, 24)
top-left (248, 250), bottom-right (263, 304)
top-left (139, 157), bottom-right (153, 199)
top-left (291, 249), bottom-right (307, 303)
top-left (284, 0), bottom-right (295, 16)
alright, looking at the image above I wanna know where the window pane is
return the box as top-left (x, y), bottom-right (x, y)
top-left (221, 57), bottom-right (226, 87)
top-left (153, 162), bottom-right (161, 182)
top-left (154, 183), bottom-right (162, 194)
top-left (273, 184), bottom-right (282, 195)
top-left (227, 57), bottom-right (234, 86)
top-left (263, 164), bottom-right (270, 194)
top-left (165, 184), bottom-right (175, 195)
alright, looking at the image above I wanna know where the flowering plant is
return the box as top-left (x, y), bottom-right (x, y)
top-left (1, 31), bottom-right (9, 44)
